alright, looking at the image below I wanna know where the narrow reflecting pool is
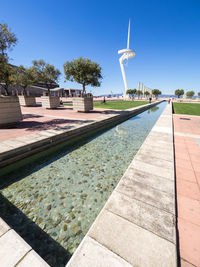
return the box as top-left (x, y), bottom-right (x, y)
top-left (0, 102), bottom-right (166, 266)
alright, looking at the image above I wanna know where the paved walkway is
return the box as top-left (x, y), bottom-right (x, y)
top-left (0, 105), bottom-right (120, 142)
top-left (173, 114), bottom-right (200, 267)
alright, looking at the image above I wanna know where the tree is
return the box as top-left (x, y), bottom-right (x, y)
top-left (126, 89), bottom-right (136, 97)
top-left (198, 92), bottom-right (200, 97)
top-left (0, 23), bottom-right (17, 59)
top-left (0, 60), bottom-right (15, 95)
top-left (32, 60), bottom-right (61, 96)
top-left (186, 90), bottom-right (195, 97)
top-left (175, 89), bottom-right (184, 98)
top-left (0, 24), bottom-right (17, 95)
top-left (11, 66), bottom-right (37, 95)
top-left (63, 57), bottom-right (102, 94)
top-left (152, 89), bottom-right (162, 98)
top-left (145, 91), bottom-right (150, 97)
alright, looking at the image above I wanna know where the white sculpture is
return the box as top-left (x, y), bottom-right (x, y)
top-left (118, 19), bottom-right (135, 98)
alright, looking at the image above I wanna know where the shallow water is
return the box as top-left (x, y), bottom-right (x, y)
top-left (0, 102), bottom-right (166, 266)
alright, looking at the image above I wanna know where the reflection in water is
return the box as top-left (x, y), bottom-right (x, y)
top-left (115, 125), bottom-right (128, 137)
top-left (0, 102), bottom-right (166, 266)
top-left (150, 106), bottom-right (159, 112)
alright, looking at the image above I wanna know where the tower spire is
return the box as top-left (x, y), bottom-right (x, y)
top-left (118, 19), bottom-right (135, 98)
top-left (127, 18), bottom-right (131, 49)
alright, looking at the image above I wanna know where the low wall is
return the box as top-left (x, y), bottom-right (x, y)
top-left (18, 96), bottom-right (36, 107)
top-left (66, 102), bottom-right (177, 266)
top-left (0, 97), bottom-right (22, 126)
top-left (73, 97), bottom-right (93, 112)
top-left (41, 96), bottom-right (60, 109)
top-left (0, 101), bottom-right (162, 168)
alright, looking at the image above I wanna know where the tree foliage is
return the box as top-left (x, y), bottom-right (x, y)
top-left (186, 90), bottom-right (195, 97)
top-left (32, 60), bottom-right (61, 95)
top-left (11, 66), bottom-right (37, 95)
top-left (0, 60), bottom-right (15, 95)
top-left (126, 89), bottom-right (136, 96)
top-left (63, 57), bottom-right (102, 94)
top-left (198, 92), bottom-right (200, 97)
top-left (152, 89), bottom-right (162, 97)
top-left (145, 91), bottom-right (150, 96)
top-left (175, 89), bottom-right (184, 98)
top-left (0, 23), bottom-right (17, 58)
top-left (0, 24), bottom-right (17, 95)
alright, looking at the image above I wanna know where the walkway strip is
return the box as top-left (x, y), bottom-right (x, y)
top-left (173, 114), bottom-right (200, 267)
top-left (67, 103), bottom-right (177, 266)
top-left (0, 218), bottom-right (49, 266)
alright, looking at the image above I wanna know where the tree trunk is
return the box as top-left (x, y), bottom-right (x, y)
top-left (4, 84), bottom-right (9, 96)
top-left (22, 86), bottom-right (27, 96)
top-left (82, 84), bottom-right (86, 95)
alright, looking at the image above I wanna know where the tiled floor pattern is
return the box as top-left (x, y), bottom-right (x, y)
top-left (0, 105), bottom-right (120, 142)
top-left (173, 114), bottom-right (200, 267)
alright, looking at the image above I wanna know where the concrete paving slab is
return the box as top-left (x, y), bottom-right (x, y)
top-left (138, 143), bottom-right (174, 156)
top-left (67, 236), bottom-right (132, 267)
top-left (116, 176), bottom-right (175, 214)
top-left (88, 209), bottom-right (176, 267)
top-left (37, 131), bottom-right (57, 137)
top-left (138, 147), bottom-right (174, 162)
top-left (105, 191), bottom-right (176, 243)
top-left (144, 137), bottom-right (174, 148)
top-left (148, 130), bottom-right (173, 140)
top-left (0, 218), bottom-right (10, 237)
top-left (130, 159), bottom-right (174, 180)
top-left (143, 139), bottom-right (173, 150)
top-left (152, 126), bottom-right (172, 134)
top-left (122, 167), bottom-right (175, 195)
top-left (0, 143), bottom-right (14, 153)
top-left (134, 153), bottom-right (174, 170)
top-left (2, 139), bottom-right (28, 148)
top-left (17, 250), bottom-right (50, 267)
top-left (0, 229), bottom-right (31, 266)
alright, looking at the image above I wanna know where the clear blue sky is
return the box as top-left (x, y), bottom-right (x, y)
top-left (1, 0), bottom-right (200, 95)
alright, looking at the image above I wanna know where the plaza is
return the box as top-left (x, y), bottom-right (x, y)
top-left (1, 1), bottom-right (200, 266)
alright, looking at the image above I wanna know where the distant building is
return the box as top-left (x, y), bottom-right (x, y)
top-left (0, 64), bottom-right (82, 96)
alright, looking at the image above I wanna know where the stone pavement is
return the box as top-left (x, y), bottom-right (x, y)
top-left (0, 218), bottom-right (49, 266)
top-left (173, 114), bottom-right (200, 267)
top-left (67, 103), bottom-right (177, 266)
top-left (0, 105), bottom-right (120, 142)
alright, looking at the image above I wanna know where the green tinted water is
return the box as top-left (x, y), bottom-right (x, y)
top-left (0, 102), bottom-right (166, 266)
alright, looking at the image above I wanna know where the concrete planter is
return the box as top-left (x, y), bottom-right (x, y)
top-left (73, 97), bottom-right (93, 112)
top-left (41, 96), bottom-right (60, 109)
top-left (18, 95), bottom-right (36, 107)
top-left (0, 96), bottom-right (23, 126)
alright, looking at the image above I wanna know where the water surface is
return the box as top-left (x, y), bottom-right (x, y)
top-left (0, 102), bottom-right (166, 266)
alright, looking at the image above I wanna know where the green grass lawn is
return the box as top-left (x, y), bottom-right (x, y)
top-left (64, 100), bottom-right (149, 110)
top-left (173, 103), bottom-right (200, 116)
top-left (94, 100), bottom-right (148, 110)
top-left (64, 103), bottom-right (73, 106)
